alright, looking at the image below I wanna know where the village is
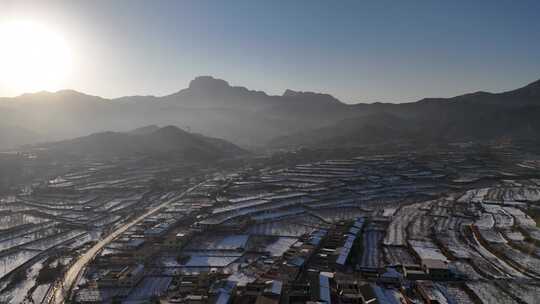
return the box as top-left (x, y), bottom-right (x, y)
top-left (1, 144), bottom-right (540, 303)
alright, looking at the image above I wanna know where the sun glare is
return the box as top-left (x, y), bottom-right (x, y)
top-left (0, 20), bottom-right (73, 95)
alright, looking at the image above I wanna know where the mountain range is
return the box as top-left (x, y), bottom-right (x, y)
top-left (273, 79), bottom-right (540, 148)
top-left (1, 76), bottom-right (539, 150)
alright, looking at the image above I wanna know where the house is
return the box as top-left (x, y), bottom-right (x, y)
top-left (319, 272), bottom-right (332, 303)
top-left (164, 231), bottom-right (192, 249)
top-left (97, 264), bottom-right (144, 287)
top-left (253, 280), bottom-right (283, 304)
top-left (421, 259), bottom-right (451, 280)
top-left (400, 264), bottom-right (427, 281)
top-left (285, 283), bottom-right (312, 303)
top-left (185, 295), bottom-right (208, 304)
top-left (416, 281), bottom-right (448, 304)
top-left (377, 267), bottom-right (403, 286)
top-left (358, 284), bottom-right (378, 304)
top-left (334, 275), bottom-right (363, 304)
top-left (75, 289), bottom-right (104, 304)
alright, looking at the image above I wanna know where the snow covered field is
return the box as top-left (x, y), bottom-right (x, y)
top-left (186, 234), bottom-right (249, 251)
top-left (0, 250), bottom-right (40, 280)
top-left (466, 281), bottom-right (517, 304)
top-left (0, 213), bottom-right (48, 231)
top-left (264, 237), bottom-right (297, 257)
top-left (125, 277), bottom-right (172, 301)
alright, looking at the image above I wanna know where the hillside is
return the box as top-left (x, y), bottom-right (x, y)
top-left (271, 79), bottom-right (540, 148)
top-left (36, 125), bottom-right (247, 161)
top-left (0, 123), bottom-right (40, 149)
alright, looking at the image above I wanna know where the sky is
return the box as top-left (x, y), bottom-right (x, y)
top-left (1, 0), bottom-right (540, 103)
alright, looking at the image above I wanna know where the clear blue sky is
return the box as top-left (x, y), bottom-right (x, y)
top-left (1, 0), bottom-right (540, 103)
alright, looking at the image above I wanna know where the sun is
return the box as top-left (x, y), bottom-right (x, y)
top-left (0, 20), bottom-right (73, 95)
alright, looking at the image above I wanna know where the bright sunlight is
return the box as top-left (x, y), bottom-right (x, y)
top-left (0, 20), bottom-right (73, 95)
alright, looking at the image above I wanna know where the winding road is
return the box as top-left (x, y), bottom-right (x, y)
top-left (49, 181), bottom-right (207, 304)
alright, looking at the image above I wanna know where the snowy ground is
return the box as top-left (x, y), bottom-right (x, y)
top-left (186, 234), bottom-right (249, 251)
top-left (466, 281), bottom-right (518, 304)
top-left (124, 276), bottom-right (172, 302)
top-left (264, 237), bottom-right (298, 257)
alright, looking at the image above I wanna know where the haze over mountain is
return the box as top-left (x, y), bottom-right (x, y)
top-left (1, 76), bottom-right (539, 150)
top-left (0, 76), bottom-right (356, 148)
top-left (33, 125), bottom-right (246, 161)
top-left (273, 79), bottom-right (540, 148)
top-left (0, 123), bottom-right (40, 149)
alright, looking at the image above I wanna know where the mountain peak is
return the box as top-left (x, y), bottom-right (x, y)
top-left (55, 89), bottom-right (86, 96)
top-left (156, 125), bottom-right (189, 134)
top-left (282, 89), bottom-right (298, 97)
top-left (188, 76), bottom-right (230, 91)
top-left (128, 125), bottom-right (161, 135)
top-left (15, 89), bottom-right (101, 103)
top-left (282, 89), bottom-right (342, 104)
top-left (524, 78), bottom-right (540, 89)
top-left (501, 77), bottom-right (540, 99)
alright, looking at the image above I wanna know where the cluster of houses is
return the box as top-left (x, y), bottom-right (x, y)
top-left (69, 147), bottom-right (540, 303)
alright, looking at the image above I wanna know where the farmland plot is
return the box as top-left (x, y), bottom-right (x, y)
top-left (436, 230), bottom-right (472, 259)
top-left (360, 230), bottom-right (384, 268)
top-left (408, 240), bottom-right (448, 262)
top-left (186, 234), bottom-right (249, 251)
top-left (465, 281), bottom-right (518, 304)
top-left (264, 237), bottom-right (297, 257)
top-left (503, 230), bottom-right (525, 242)
top-left (450, 260), bottom-right (483, 279)
top-left (0, 222), bottom-right (59, 242)
top-left (490, 243), bottom-right (540, 278)
top-left (467, 252), bottom-right (507, 279)
top-left (0, 226), bottom-right (63, 251)
top-left (0, 249), bottom-right (40, 279)
top-left (65, 232), bottom-right (95, 249)
top-left (497, 281), bottom-right (540, 304)
top-left (440, 283), bottom-right (475, 304)
top-left (383, 246), bottom-right (417, 265)
top-left (174, 255), bottom-right (239, 268)
top-left (508, 240), bottom-right (540, 258)
top-left (501, 187), bottom-right (540, 202)
top-left (477, 229), bottom-right (507, 244)
top-left (485, 187), bottom-right (504, 201)
top-left (247, 215), bottom-right (328, 237)
top-left (311, 207), bottom-right (367, 223)
top-left (0, 213), bottom-right (48, 231)
top-left (430, 205), bottom-right (450, 217)
top-left (462, 226), bottom-right (526, 278)
top-left (522, 227), bottom-right (540, 243)
top-left (0, 257), bottom-right (48, 304)
top-left (22, 229), bottom-right (86, 251)
top-left (383, 204), bottom-right (423, 246)
top-left (432, 216), bottom-right (459, 234)
top-left (457, 190), bottom-right (476, 203)
top-left (483, 204), bottom-right (515, 228)
top-left (382, 207), bottom-right (397, 217)
top-left (109, 200), bottom-right (138, 213)
top-left (125, 277), bottom-right (172, 301)
top-left (407, 214), bottom-right (433, 241)
top-left (31, 283), bottom-right (51, 304)
top-left (504, 207), bottom-right (537, 228)
top-left (247, 221), bottom-right (317, 237)
top-left (471, 188), bottom-right (490, 203)
top-left (95, 199), bottom-right (125, 212)
top-left (92, 215), bottom-right (123, 227)
top-left (474, 214), bottom-right (495, 229)
top-left (493, 212), bottom-right (514, 229)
